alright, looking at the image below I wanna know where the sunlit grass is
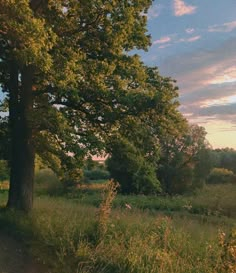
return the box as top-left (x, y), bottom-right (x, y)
top-left (0, 183), bottom-right (235, 273)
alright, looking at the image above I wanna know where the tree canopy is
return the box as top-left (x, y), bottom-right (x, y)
top-left (0, 0), bottom-right (214, 209)
top-left (157, 124), bottom-right (211, 194)
top-left (106, 67), bottom-right (185, 194)
top-left (0, 0), bottom-right (166, 210)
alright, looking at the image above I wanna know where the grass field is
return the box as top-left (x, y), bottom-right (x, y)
top-left (0, 182), bottom-right (235, 273)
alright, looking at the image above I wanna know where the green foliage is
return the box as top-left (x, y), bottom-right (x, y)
top-left (106, 66), bottom-right (185, 195)
top-left (0, 0), bottom-right (155, 164)
top-left (107, 136), bottom-right (161, 194)
top-left (190, 184), bottom-right (236, 218)
top-left (0, 0), bottom-right (56, 71)
top-left (34, 168), bottom-right (63, 195)
top-left (158, 124), bottom-right (211, 194)
top-left (207, 168), bottom-right (236, 185)
top-left (61, 167), bottom-right (84, 188)
top-left (0, 160), bottom-right (9, 181)
top-left (210, 148), bottom-right (236, 174)
top-left (84, 157), bottom-right (101, 171)
top-left (68, 183), bottom-right (236, 219)
top-left (1, 1), bottom-right (173, 211)
top-left (84, 169), bottom-right (110, 182)
top-left (83, 157), bottom-right (110, 182)
top-left (34, 154), bottom-right (47, 173)
top-left (35, 168), bottom-right (58, 184)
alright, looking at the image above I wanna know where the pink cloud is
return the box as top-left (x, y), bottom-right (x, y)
top-left (158, 44), bottom-right (171, 49)
top-left (179, 35), bottom-right (201, 43)
top-left (208, 21), bottom-right (236, 33)
top-left (160, 38), bottom-right (236, 96)
top-left (185, 28), bottom-right (195, 34)
top-left (208, 67), bottom-right (236, 85)
top-left (187, 35), bottom-right (201, 42)
top-left (153, 36), bottom-right (171, 45)
top-left (173, 0), bottom-right (197, 16)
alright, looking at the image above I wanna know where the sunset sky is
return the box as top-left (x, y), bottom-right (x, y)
top-left (141, 0), bottom-right (236, 149)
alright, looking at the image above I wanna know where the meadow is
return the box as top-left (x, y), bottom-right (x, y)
top-left (0, 181), bottom-right (235, 273)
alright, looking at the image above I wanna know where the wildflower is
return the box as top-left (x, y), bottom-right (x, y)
top-left (182, 204), bottom-right (192, 210)
top-left (125, 203), bottom-right (132, 210)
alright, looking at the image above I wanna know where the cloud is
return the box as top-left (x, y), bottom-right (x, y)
top-left (153, 34), bottom-right (200, 48)
top-left (179, 84), bottom-right (236, 124)
top-left (173, 0), bottom-right (197, 16)
top-left (187, 35), bottom-right (201, 42)
top-left (158, 44), bottom-right (171, 49)
top-left (208, 67), bottom-right (236, 84)
top-left (185, 28), bottom-right (195, 34)
top-left (159, 38), bottom-right (236, 124)
top-left (180, 84), bottom-right (236, 107)
top-left (147, 4), bottom-right (162, 19)
top-left (179, 35), bottom-right (201, 43)
top-left (195, 104), bottom-right (236, 136)
top-left (153, 36), bottom-right (172, 45)
top-left (199, 103), bottom-right (236, 116)
top-left (208, 21), bottom-right (236, 33)
top-left (160, 38), bottom-right (236, 92)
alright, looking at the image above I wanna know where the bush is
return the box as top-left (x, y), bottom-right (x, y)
top-left (84, 169), bottom-right (110, 182)
top-left (207, 168), bottom-right (236, 184)
top-left (62, 168), bottom-right (84, 188)
top-left (34, 169), bottom-right (63, 195)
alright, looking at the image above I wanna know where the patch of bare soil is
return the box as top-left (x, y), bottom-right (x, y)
top-left (0, 232), bottom-right (49, 273)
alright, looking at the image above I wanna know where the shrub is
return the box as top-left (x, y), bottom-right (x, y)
top-left (84, 169), bottom-right (110, 182)
top-left (34, 169), bottom-right (63, 195)
top-left (207, 168), bottom-right (236, 184)
top-left (62, 168), bottom-right (84, 188)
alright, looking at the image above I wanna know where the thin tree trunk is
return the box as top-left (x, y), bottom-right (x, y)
top-left (7, 65), bottom-right (35, 212)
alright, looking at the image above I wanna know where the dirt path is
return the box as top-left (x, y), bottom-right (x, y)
top-left (0, 232), bottom-right (49, 273)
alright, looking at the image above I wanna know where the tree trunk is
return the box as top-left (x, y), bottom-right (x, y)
top-left (7, 65), bottom-right (35, 212)
top-left (7, 62), bottom-right (20, 208)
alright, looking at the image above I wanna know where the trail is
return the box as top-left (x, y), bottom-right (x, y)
top-left (0, 232), bottom-right (49, 273)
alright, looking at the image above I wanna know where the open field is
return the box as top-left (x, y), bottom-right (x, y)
top-left (0, 183), bottom-right (235, 273)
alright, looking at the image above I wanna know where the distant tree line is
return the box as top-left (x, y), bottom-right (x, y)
top-left (210, 148), bottom-right (236, 174)
top-left (107, 141), bottom-right (236, 195)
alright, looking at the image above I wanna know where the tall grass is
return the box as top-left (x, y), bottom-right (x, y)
top-left (190, 184), bottom-right (236, 217)
top-left (68, 184), bottom-right (236, 220)
top-left (0, 188), bottom-right (235, 273)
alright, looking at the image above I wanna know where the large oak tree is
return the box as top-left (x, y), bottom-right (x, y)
top-left (0, 0), bottom-right (159, 211)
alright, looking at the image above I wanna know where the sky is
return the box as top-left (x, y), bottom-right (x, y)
top-left (140, 0), bottom-right (236, 149)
